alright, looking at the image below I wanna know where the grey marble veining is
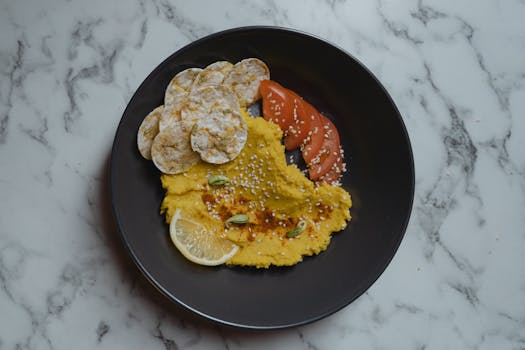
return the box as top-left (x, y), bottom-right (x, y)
top-left (1, 0), bottom-right (525, 349)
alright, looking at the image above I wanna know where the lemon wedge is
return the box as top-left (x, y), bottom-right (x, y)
top-left (169, 209), bottom-right (239, 266)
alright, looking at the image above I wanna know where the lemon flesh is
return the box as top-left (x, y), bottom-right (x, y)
top-left (169, 209), bottom-right (239, 266)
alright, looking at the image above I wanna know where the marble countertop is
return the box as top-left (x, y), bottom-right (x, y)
top-left (1, 0), bottom-right (524, 348)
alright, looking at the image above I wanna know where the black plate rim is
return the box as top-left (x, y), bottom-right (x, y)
top-left (109, 25), bottom-right (415, 330)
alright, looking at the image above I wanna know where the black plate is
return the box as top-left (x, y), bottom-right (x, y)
top-left (110, 27), bottom-right (414, 329)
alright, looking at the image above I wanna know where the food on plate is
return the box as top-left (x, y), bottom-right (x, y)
top-left (282, 91), bottom-right (314, 151)
top-left (160, 68), bottom-right (202, 131)
top-left (319, 152), bottom-right (345, 184)
top-left (300, 101), bottom-right (324, 163)
top-left (259, 80), bottom-right (294, 131)
top-left (137, 105), bottom-right (162, 160)
top-left (259, 80), bottom-right (315, 151)
top-left (223, 58), bottom-right (270, 106)
top-left (190, 109), bottom-right (247, 164)
top-left (191, 61), bottom-right (233, 90)
top-left (161, 109), bottom-right (352, 268)
top-left (151, 120), bottom-right (200, 174)
top-left (259, 79), bottom-right (345, 184)
top-left (180, 85), bottom-right (240, 124)
top-left (169, 208), bottom-right (239, 266)
top-left (308, 116), bottom-right (341, 179)
top-left (165, 68), bottom-right (202, 104)
top-left (136, 58), bottom-right (351, 268)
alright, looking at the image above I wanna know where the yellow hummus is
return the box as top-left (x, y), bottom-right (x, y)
top-left (160, 110), bottom-right (352, 268)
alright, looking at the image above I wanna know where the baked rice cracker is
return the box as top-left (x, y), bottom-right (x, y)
top-left (191, 61), bottom-right (233, 91)
top-left (190, 110), bottom-right (247, 164)
top-left (180, 84), bottom-right (240, 125)
top-left (164, 67), bottom-right (202, 106)
top-left (223, 58), bottom-right (270, 106)
top-left (151, 120), bottom-right (200, 174)
top-left (160, 68), bottom-right (202, 131)
top-left (137, 105), bottom-right (163, 160)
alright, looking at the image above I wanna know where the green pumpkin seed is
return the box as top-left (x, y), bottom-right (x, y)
top-left (226, 214), bottom-right (248, 225)
top-left (208, 174), bottom-right (230, 186)
top-left (286, 220), bottom-right (307, 238)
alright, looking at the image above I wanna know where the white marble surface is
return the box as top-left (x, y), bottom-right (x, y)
top-left (1, 0), bottom-right (525, 348)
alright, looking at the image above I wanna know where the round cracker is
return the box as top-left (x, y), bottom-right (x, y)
top-left (190, 110), bottom-right (247, 164)
top-left (223, 58), bottom-right (270, 106)
top-left (181, 85), bottom-right (240, 124)
top-left (191, 61), bottom-right (233, 91)
top-left (137, 105), bottom-right (163, 160)
top-left (160, 68), bottom-right (202, 132)
top-left (159, 95), bottom-right (186, 132)
top-left (151, 120), bottom-right (200, 174)
top-left (164, 68), bottom-right (202, 106)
